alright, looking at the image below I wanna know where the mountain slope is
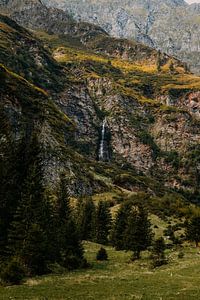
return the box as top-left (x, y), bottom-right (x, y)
top-left (0, 1), bottom-right (187, 74)
top-left (0, 15), bottom-right (109, 196)
top-left (1, 6), bottom-right (200, 206)
top-left (42, 0), bottom-right (200, 73)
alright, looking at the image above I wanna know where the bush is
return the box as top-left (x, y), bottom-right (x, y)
top-left (178, 251), bottom-right (185, 259)
top-left (0, 258), bottom-right (25, 285)
top-left (151, 254), bottom-right (168, 268)
top-left (96, 247), bottom-right (108, 261)
top-left (62, 254), bottom-right (84, 271)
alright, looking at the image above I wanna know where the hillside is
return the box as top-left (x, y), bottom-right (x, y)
top-left (0, 14), bottom-right (108, 197)
top-left (0, 4), bottom-right (200, 206)
top-left (2, 1), bottom-right (200, 295)
top-left (35, 29), bottom-right (200, 203)
top-left (42, 0), bottom-right (200, 74)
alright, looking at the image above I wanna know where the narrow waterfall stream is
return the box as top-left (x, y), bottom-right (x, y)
top-left (99, 118), bottom-right (109, 161)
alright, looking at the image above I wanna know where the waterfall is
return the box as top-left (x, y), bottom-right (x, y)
top-left (99, 118), bottom-right (109, 161)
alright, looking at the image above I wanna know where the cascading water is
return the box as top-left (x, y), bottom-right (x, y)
top-left (99, 118), bottom-right (109, 161)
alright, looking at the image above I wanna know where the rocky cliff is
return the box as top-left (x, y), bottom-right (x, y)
top-left (41, 0), bottom-right (200, 74)
top-left (1, 2), bottom-right (200, 205)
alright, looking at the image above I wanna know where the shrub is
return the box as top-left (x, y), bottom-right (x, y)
top-left (61, 254), bottom-right (84, 271)
top-left (96, 247), bottom-right (108, 261)
top-left (0, 258), bottom-right (25, 285)
top-left (151, 256), bottom-right (167, 268)
top-left (178, 251), bottom-right (185, 259)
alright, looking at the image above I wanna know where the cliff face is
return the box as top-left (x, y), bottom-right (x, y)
top-left (0, 0), bottom-right (106, 40)
top-left (1, 2), bottom-right (200, 202)
top-left (42, 0), bottom-right (200, 73)
top-left (0, 15), bottom-right (105, 196)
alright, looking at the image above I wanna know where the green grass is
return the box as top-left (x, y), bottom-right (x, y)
top-left (1, 242), bottom-right (200, 300)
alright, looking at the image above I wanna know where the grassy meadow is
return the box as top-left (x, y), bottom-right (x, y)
top-left (1, 241), bottom-right (200, 300)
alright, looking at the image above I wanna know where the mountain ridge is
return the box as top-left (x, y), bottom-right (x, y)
top-left (41, 0), bottom-right (200, 73)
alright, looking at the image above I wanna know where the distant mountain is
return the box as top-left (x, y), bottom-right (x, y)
top-left (41, 0), bottom-right (200, 73)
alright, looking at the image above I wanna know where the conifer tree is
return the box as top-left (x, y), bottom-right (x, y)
top-left (111, 201), bottom-right (131, 250)
top-left (186, 215), bottom-right (200, 247)
top-left (124, 204), bottom-right (153, 259)
top-left (76, 197), bottom-right (96, 241)
top-left (55, 173), bottom-right (84, 269)
top-left (95, 201), bottom-right (112, 245)
top-left (150, 237), bottom-right (167, 268)
top-left (96, 247), bottom-right (108, 261)
top-left (7, 135), bottom-right (53, 275)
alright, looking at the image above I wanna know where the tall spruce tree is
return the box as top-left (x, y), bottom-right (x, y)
top-left (7, 135), bottom-right (53, 275)
top-left (124, 204), bottom-right (153, 259)
top-left (76, 197), bottom-right (96, 241)
top-left (55, 173), bottom-right (84, 270)
top-left (95, 201), bottom-right (112, 245)
top-left (111, 201), bottom-right (132, 250)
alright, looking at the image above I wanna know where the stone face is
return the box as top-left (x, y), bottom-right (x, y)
top-left (0, 0), bottom-right (106, 40)
top-left (42, 0), bottom-right (200, 73)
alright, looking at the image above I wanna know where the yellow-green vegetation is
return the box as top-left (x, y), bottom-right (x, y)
top-left (0, 15), bottom-right (65, 91)
top-left (0, 63), bottom-right (48, 96)
top-left (36, 30), bottom-right (200, 108)
top-left (0, 60), bottom-right (75, 153)
top-left (92, 191), bottom-right (121, 203)
top-left (54, 46), bottom-right (107, 65)
top-left (150, 214), bottom-right (171, 238)
top-left (1, 242), bottom-right (200, 300)
top-left (34, 31), bottom-right (86, 50)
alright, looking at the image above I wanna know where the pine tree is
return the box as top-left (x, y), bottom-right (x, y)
top-left (96, 247), bottom-right (108, 261)
top-left (7, 135), bottom-right (53, 275)
top-left (124, 204), bottom-right (153, 260)
top-left (111, 201), bottom-right (131, 250)
top-left (55, 173), bottom-right (84, 269)
top-left (76, 197), bottom-right (96, 241)
top-left (95, 201), bottom-right (112, 245)
top-left (150, 237), bottom-right (167, 268)
top-left (186, 216), bottom-right (200, 247)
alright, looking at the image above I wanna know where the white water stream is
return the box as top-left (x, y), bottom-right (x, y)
top-left (99, 118), bottom-right (108, 161)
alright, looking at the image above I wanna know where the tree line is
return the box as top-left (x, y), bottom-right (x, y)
top-left (0, 130), bottom-right (200, 284)
top-left (0, 134), bottom-right (87, 284)
top-left (0, 130), bottom-right (154, 285)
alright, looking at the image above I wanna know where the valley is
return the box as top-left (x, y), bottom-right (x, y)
top-left (1, 241), bottom-right (200, 300)
top-left (1, 1), bottom-right (200, 298)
